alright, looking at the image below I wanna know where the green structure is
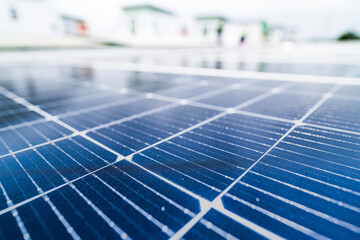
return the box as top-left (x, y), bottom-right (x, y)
top-left (123, 4), bottom-right (173, 16)
top-left (196, 16), bottom-right (227, 37)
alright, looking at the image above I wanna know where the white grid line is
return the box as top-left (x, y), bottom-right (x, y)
top-left (2, 66), bottom-right (360, 139)
top-left (0, 81), bottom-right (290, 219)
top-left (0, 64), bottom-right (358, 239)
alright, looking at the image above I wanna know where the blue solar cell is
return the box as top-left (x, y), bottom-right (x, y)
top-left (0, 160), bottom-right (201, 240)
top-left (2, 74), bottom-right (100, 106)
top-left (0, 110), bottom-right (43, 129)
top-left (61, 98), bottom-right (170, 131)
top-left (0, 211), bottom-right (24, 240)
top-left (237, 62), bottom-right (354, 77)
top-left (222, 125), bottom-right (360, 239)
top-left (0, 121), bottom-right (71, 156)
top-left (65, 68), bottom-right (190, 93)
top-left (184, 209), bottom-right (266, 240)
top-left (249, 80), bottom-right (285, 88)
top-left (287, 82), bottom-right (335, 93)
top-left (132, 114), bottom-right (292, 200)
top-left (46, 186), bottom-right (122, 239)
top-left (0, 136), bottom-right (117, 210)
top-left (305, 97), bottom-right (360, 132)
top-left (0, 197), bottom-right (73, 240)
top-left (197, 89), bottom-right (265, 108)
top-left (88, 105), bottom-right (220, 156)
top-left (0, 94), bottom-right (24, 113)
top-left (41, 91), bottom-right (135, 115)
top-left (335, 85), bottom-right (360, 97)
top-left (160, 84), bottom-right (221, 99)
top-left (128, 79), bottom-right (180, 93)
top-left (24, 87), bottom-right (100, 106)
top-left (243, 92), bottom-right (321, 119)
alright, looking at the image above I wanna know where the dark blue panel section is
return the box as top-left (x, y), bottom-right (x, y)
top-left (72, 69), bottom-right (186, 93)
top-left (223, 125), bottom-right (360, 239)
top-left (184, 209), bottom-right (266, 240)
top-left (61, 98), bottom-right (169, 131)
top-left (243, 92), bottom-right (321, 120)
top-left (0, 136), bottom-right (117, 210)
top-left (0, 66), bottom-right (73, 99)
top-left (222, 189), bottom-right (316, 239)
top-left (190, 75), bottom-right (244, 85)
top-left (24, 86), bottom-right (100, 106)
top-left (5, 74), bottom-right (100, 106)
top-left (48, 185), bottom-right (121, 240)
top-left (224, 180), bottom-right (359, 240)
top-left (88, 105), bottom-right (220, 156)
top-left (335, 85), bottom-right (360, 97)
top-left (0, 70), bottom-right (101, 106)
top-left (287, 82), bottom-right (335, 93)
top-left (249, 80), bottom-right (285, 88)
top-left (0, 188), bottom-right (7, 214)
top-left (270, 126), bottom-right (360, 196)
top-left (41, 91), bottom-right (136, 115)
top-left (198, 89), bottom-right (265, 108)
top-left (0, 110), bottom-right (43, 129)
top-left (0, 197), bottom-right (72, 240)
top-left (0, 160), bottom-right (201, 240)
top-left (237, 62), bottom-right (354, 77)
top-left (0, 94), bottom-right (24, 113)
top-left (160, 84), bottom-right (220, 99)
top-left (132, 114), bottom-right (292, 200)
top-left (305, 98), bottom-right (360, 132)
top-left (129, 81), bottom-right (180, 93)
top-left (0, 212), bottom-right (24, 240)
top-left (101, 160), bottom-right (200, 219)
top-left (0, 121), bottom-right (72, 156)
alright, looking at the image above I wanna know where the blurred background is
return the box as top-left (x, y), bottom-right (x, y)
top-left (1, 0), bottom-right (360, 49)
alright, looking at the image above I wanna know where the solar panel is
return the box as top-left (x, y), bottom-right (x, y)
top-left (0, 62), bottom-right (359, 240)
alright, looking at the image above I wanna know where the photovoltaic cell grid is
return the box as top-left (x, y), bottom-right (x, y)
top-left (0, 65), bottom-right (359, 240)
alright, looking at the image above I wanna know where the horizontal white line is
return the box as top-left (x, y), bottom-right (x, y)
top-left (54, 60), bottom-right (360, 85)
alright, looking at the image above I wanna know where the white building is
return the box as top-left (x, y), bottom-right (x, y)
top-left (61, 15), bottom-right (88, 37)
top-left (229, 21), bottom-right (265, 46)
top-left (121, 4), bottom-right (179, 39)
top-left (53, 0), bottom-right (122, 39)
top-left (194, 17), bottom-right (289, 47)
top-left (0, 1), bottom-right (292, 48)
top-left (118, 4), bottom-right (209, 47)
top-left (0, 0), bottom-right (61, 37)
top-left (195, 16), bottom-right (227, 42)
top-left (195, 17), bottom-right (271, 47)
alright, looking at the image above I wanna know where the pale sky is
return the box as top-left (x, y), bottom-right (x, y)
top-left (54, 0), bottom-right (360, 39)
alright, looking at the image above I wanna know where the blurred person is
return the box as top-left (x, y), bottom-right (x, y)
top-left (131, 19), bottom-right (136, 35)
top-left (217, 19), bottom-right (224, 44)
top-left (240, 30), bottom-right (247, 46)
top-left (182, 26), bottom-right (188, 36)
top-left (203, 25), bottom-right (208, 37)
top-left (262, 21), bottom-right (269, 42)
